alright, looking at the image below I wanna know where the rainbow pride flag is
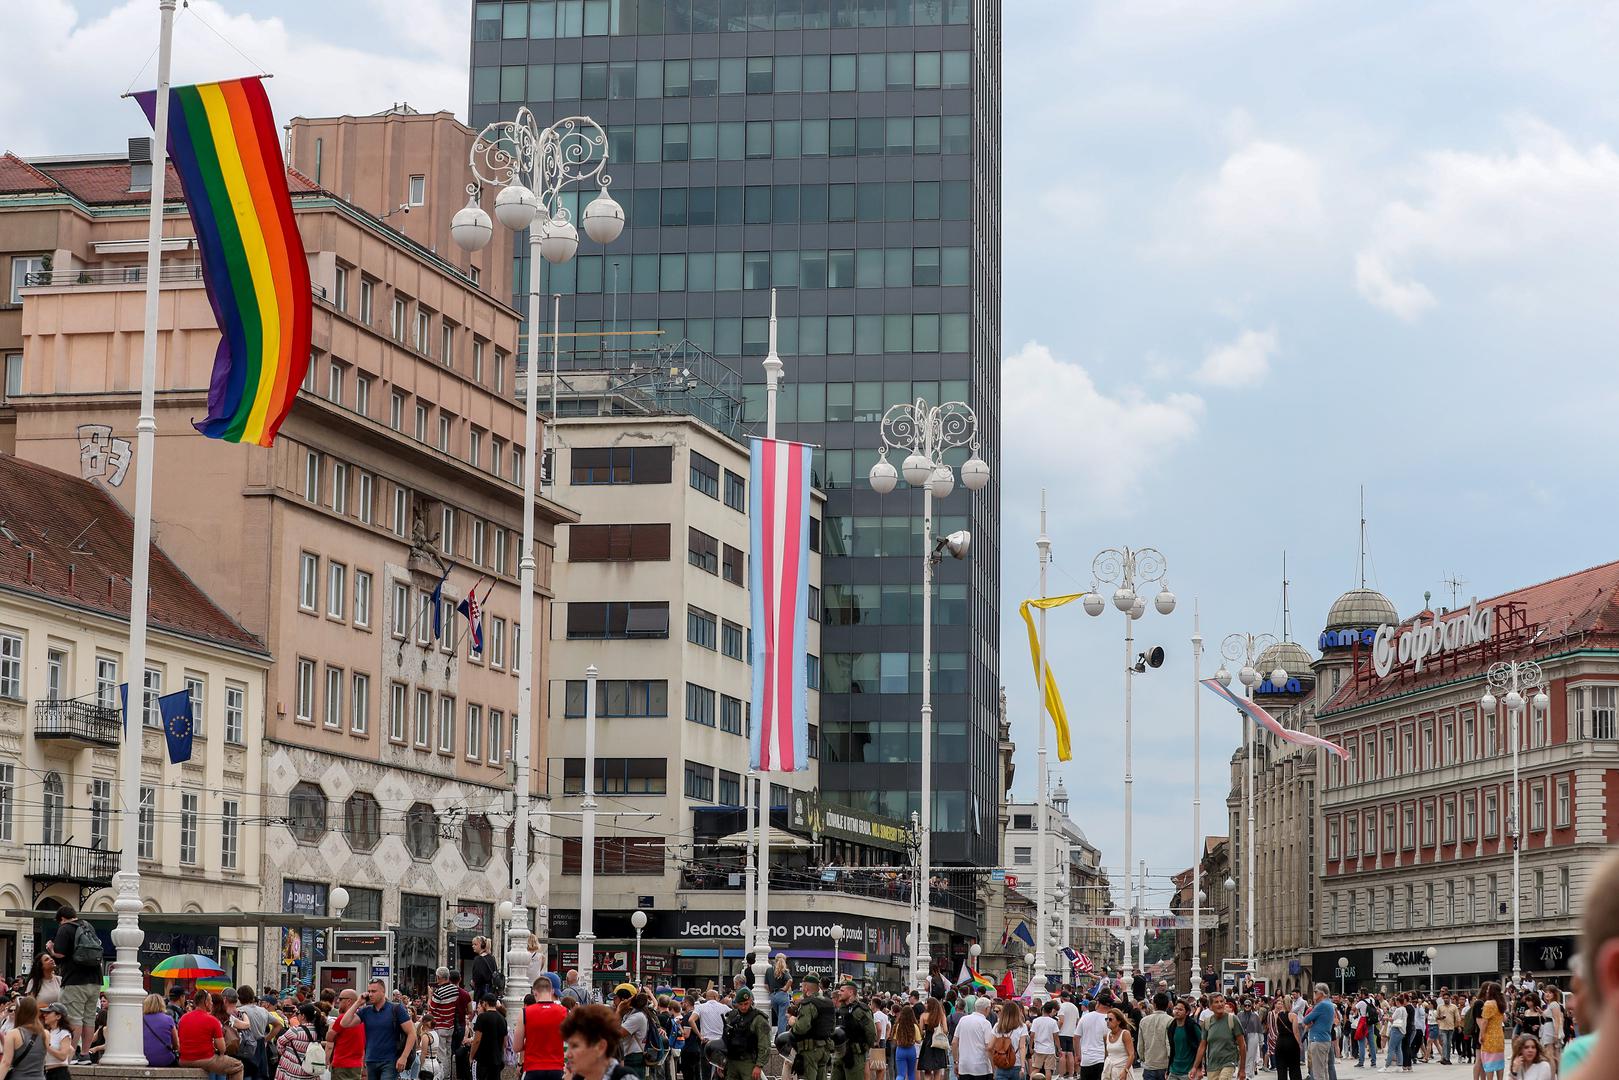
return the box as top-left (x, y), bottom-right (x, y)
top-left (135, 76), bottom-right (311, 447)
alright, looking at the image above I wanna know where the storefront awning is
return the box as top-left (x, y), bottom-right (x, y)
top-left (708, 828), bottom-right (816, 850)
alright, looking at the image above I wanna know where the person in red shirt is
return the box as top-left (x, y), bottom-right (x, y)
top-left (324, 988), bottom-right (367, 1079)
top-left (519, 974), bottom-right (568, 1080)
top-left (178, 991), bottom-right (244, 1078)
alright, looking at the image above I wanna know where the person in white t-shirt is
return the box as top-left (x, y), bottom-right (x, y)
top-left (952, 999), bottom-right (996, 1080)
top-left (1077, 1000), bottom-right (1109, 1080)
top-left (1029, 1001), bottom-right (1061, 1080)
top-left (869, 1005), bottom-right (891, 1080)
top-left (1057, 995), bottom-right (1081, 1079)
top-left (693, 990), bottom-right (729, 1042)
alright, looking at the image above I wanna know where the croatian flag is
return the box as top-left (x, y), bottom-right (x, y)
top-left (749, 437), bottom-right (812, 772)
top-left (1200, 678), bottom-right (1350, 760)
top-left (457, 579), bottom-right (488, 652)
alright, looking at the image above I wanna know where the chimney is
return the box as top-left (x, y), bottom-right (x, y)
top-left (128, 137), bottom-right (153, 192)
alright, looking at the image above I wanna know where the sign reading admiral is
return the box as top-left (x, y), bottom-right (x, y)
top-left (1372, 600), bottom-right (1495, 679)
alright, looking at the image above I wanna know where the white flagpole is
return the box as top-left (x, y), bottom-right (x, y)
top-left (105, 0), bottom-right (176, 1066)
top-left (752, 289), bottom-right (782, 998)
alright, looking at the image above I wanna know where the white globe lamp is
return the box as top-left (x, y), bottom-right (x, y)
top-left (929, 465), bottom-right (955, 498)
top-left (1113, 587), bottom-right (1135, 612)
top-left (494, 183), bottom-right (540, 230)
top-left (902, 454), bottom-right (932, 487)
top-left (539, 218), bottom-right (579, 264)
top-left (1271, 668), bottom-right (1289, 688)
top-left (960, 456), bottom-right (990, 491)
top-left (869, 459), bottom-right (898, 495)
top-left (451, 198), bottom-right (493, 252)
top-left (1239, 665), bottom-right (1258, 689)
top-left (1155, 585), bottom-right (1176, 615)
top-left (581, 191), bottom-right (626, 244)
top-left (1083, 594), bottom-right (1105, 617)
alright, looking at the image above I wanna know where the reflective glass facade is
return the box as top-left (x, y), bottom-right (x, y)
top-left (469, 0), bottom-right (1001, 867)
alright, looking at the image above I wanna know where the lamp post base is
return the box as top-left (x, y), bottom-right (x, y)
top-left (100, 870), bottom-right (148, 1066)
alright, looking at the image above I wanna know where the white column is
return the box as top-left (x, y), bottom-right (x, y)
top-left (1121, 605), bottom-right (1135, 990)
top-left (1510, 694), bottom-right (1522, 984)
top-left (1032, 494), bottom-right (1050, 1002)
top-left (105, 0), bottom-right (176, 1066)
top-left (915, 427), bottom-right (935, 992)
top-left (1190, 605), bottom-right (1202, 998)
top-left (1246, 710), bottom-right (1256, 971)
top-left (578, 665), bottom-right (599, 998)
top-left (753, 289), bottom-right (781, 998)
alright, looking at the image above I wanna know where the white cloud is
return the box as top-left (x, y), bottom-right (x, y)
top-left (1002, 342), bottom-right (1203, 506)
top-left (1194, 327), bottom-right (1279, 387)
top-left (1355, 117), bottom-right (1619, 319)
top-left (1197, 140), bottom-right (1324, 241)
top-left (0, 0), bottom-right (465, 156)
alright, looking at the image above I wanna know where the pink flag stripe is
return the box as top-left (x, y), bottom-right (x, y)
top-left (1200, 677), bottom-right (1350, 759)
top-left (750, 436), bottom-right (811, 773)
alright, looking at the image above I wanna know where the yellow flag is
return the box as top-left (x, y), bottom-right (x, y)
top-left (1018, 593), bottom-right (1089, 762)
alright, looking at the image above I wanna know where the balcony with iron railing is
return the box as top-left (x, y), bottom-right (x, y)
top-left (27, 843), bottom-right (119, 886)
top-left (33, 699), bottom-right (121, 750)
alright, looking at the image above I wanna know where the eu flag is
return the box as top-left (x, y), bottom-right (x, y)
top-left (159, 689), bottom-right (194, 764)
top-left (429, 566), bottom-right (452, 640)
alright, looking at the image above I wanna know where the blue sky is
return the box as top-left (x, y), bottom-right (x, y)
top-left (10, 1), bottom-right (1619, 917)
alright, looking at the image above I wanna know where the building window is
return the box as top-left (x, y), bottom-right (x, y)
top-left (137, 785), bottom-right (155, 859)
top-left (289, 781), bottom-right (327, 842)
top-left (185, 675), bottom-right (205, 736)
top-left (1464, 793), bottom-right (1478, 840)
top-left (344, 792), bottom-right (382, 851)
top-left (684, 762), bottom-right (715, 801)
top-left (225, 683), bottom-right (245, 745)
top-left (564, 680), bottom-right (668, 719)
top-left (466, 704), bottom-right (483, 760)
top-left (1561, 867), bottom-right (1572, 913)
top-left (304, 451), bottom-right (321, 502)
top-left (389, 682), bottom-right (407, 742)
top-left (221, 800), bottom-right (240, 871)
top-left (331, 461), bottom-right (349, 514)
top-left (143, 667), bottom-right (162, 729)
top-left (9, 255), bottom-right (44, 303)
top-left (722, 544), bottom-right (743, 585)
top-left (687, 528), bottom-right (719, 573)
top-left (720, 695), bottom-right (743, 735)
top-left (686, 683), bottom-right (716, 727)
top-left (1327, 817), bottom-right (1340, 860)
top-left (412, 688), bottom-right (429, 743)
top-left (461, 815), bottom-right (493, 868)
top-left (392, 486), bottom-right (409, 537)
top-left (90, 779), bottom-right (111, 851)
top-left (724, 469), bottom-right (746, 511)
top-left (1422, 802), bottom-right (1435, 846)
top-left (44, 648), bottom-right (65, 702)
top-left (721, 621), bottom-right (745, 661)
top-left (406, 803), bottom-right (438, 859)
top-left (689, 451), bottom-right (720, 498)
top-left (354, 571), bottom-right (373, 629)
top-left (324, 666), bottom-right (344, 729)
top-left (490, 618), bottom-right (506, 667)
top-left (687, 607), bottom-right (717, 650)
top-left (470, 519), bottom-right (485, 566)
top-left (2, 353), bottom-right (20, 401)
top-left (718, 770), bottom-right (742, 805)
top-left (391, 582), bottom-right (409, 639)
top-left (327, 362), bottom-right (344, 405)
top-left (360, 278), bottom-right (374, 324)
top-left (1442, 798), bottom-right (1456, 844)
top-left (571, 523), bottom-right (672, 562)
top-left (333, 265), bottom-right (349, 312)
top-left (570, 445), bottom-right (674, 485)
top-left (566, 602), bottom-right (670, 640)
top-left (1402, 805), bottom-right (1416, 849)
top-left (180, 791), bottom-right (199, 864)
top-left (443, 324), bottom-right (455, 368)
top-left (488, 709), bottom-right (504, 764)
top-left (299, 553), bottom-right (319, 611)
top-left (327, 562), bottom-right (347, 619)
top-left (296, 659), bottom-right (316, 723)
top-left (438, 695), bottom-right (456, 754)
top-left (1383, 809), bottom-right (1396, 853)
top-left (0, 632), bottom-right (20, 700)
top-left (351, 673), bottom-right (370, 734)
top-left (1556, 777), bottom-right (1571, 827)
top-left (1345, 814), bottom-right (1358, 858)
top-left (1570, 685), bottom-right (1619, 739)
top-left (96, 657), bottom-right (118, 710)
top-left (357, 469), bottom-right (374, 522)
top-left (1531, 783), bottom-right (1546, 831)
top-left (1485, 792), bottom-right (1499, 836)
top-left (408, 174), bottom-right (426, 205)
top-left (392, 297), bottom-right (408, 341)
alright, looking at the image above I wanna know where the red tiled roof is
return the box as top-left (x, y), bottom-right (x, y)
top-left (17, 159), bottom-right (317, 206)
top-left (1321, 558), bottom-right (1619, 714)
top-left (0, 152), bottom-right (59, 195)
top-left (0, 455), bottom-right (266, 655)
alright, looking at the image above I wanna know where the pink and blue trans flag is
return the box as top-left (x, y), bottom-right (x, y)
top-left (749, 437), bottom-right (812, 772)
top-left (1200, 677), bottom-right (1350, 759)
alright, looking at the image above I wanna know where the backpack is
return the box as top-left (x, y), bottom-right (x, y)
top-left (300, 1026), bottom-right (329, 1078)
top-left (645, 1010), bottom-right (671, 1064)
top-left (990, 1033), bottom-right (1017, 1070)
top-left (70, 920), bottom-right (104, 967)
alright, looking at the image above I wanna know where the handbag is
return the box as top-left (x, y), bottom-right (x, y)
top-left (930, 1027), bottom-right (950, 1052)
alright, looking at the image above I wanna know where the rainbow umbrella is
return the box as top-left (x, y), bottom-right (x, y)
top-left (196, 976), bottom-right (232, 992)
top-left (152, 954), bottom-right (225, 979)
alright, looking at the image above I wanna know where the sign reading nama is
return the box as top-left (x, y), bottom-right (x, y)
top-left (1372, 600), bottom-right (1495, 679)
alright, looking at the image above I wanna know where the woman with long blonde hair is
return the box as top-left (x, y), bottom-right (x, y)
top-left (768, 954), bottom-right (792, 1034)
top-left (0, 996), bottom-right (49, 1080)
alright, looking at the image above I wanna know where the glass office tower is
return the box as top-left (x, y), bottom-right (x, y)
top-left (469, 0), bottom-right (1002, 874)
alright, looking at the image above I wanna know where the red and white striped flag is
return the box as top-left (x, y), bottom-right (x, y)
top-left (749, 437), bottom-right (812, 772)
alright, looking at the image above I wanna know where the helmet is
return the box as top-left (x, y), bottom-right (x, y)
top-left (832, 1026), bottom-right (848, 1050)
top-left (704, 1040), bottom-right (727, 1069)
top-left (775, 1031), bottom-right (797, 1057)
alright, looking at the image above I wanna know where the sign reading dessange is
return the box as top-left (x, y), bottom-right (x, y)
top-left (1373, 601), bottom-right (1495, 679)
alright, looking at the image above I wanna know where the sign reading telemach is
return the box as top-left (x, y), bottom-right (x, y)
top-left (1373, 601), bottom-right (1495, 679)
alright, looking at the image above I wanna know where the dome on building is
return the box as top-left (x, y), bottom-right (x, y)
top-left (1324, 587), bottom-right (1398, 630)
top-left (1257, 640), bottom-right (1315, 677)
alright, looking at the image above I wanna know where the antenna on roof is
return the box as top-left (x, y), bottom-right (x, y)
top-left (1442, 573), bottom-right (1468, 611)
top-left (1358, 485), bottom-right (1367, 589)
top-left (1282, 550), bottom-right (1291, 643)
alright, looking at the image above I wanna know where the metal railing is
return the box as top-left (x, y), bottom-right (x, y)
top-left (26, 843), bottom-right (119, 883)
top-left (32, 699), bottom-right (122, 747)
top-left (25, 264), bottom-right (327, 300)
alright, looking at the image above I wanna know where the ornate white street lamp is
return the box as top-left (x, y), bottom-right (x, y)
top-left (1481, 659), bottom-right (1547, 986)
top-left (868, 399), bottom-right (989, 991)
top-left (1215, 631), bottom-right (1278, 984)
top-left (1084, 548), bottom-right (1175, 991)
top-left (454, 110), bottom-right (623, 1024)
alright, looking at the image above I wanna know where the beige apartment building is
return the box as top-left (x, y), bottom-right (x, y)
top-left (0, 116), bottom-right (571, 990)
top-left (0, 454), bottom-right (270, 982)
